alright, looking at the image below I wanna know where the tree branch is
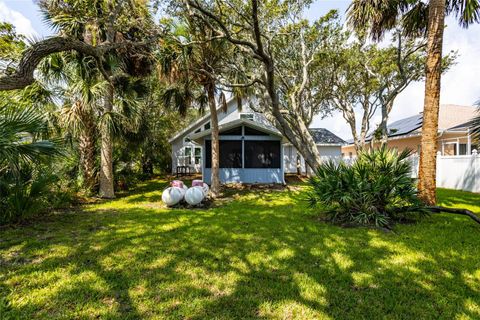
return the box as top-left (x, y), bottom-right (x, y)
top-left (427, 206), bottom-right (480, 225)
top-left (0, 36), bottom-right (151, 91)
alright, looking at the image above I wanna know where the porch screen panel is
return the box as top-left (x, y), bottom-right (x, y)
top-left (244, 140), bottom-right (281, 168)
top-left (205, 140), bottom-right (242, 168)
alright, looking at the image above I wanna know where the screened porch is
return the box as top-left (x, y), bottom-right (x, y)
top-left (190, 119), bottom-right (285, 184)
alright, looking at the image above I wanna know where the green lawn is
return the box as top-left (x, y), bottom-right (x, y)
top-left (1, 180), bottom-right (479, 320)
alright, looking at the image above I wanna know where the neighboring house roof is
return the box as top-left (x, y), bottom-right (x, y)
top-left (309, 128), bottom-right (346, 145)
top-left (438, 104), bottom-right (477, 130)
top-left (384, 114), bottom-right (423, 138)
top-left (345, 104), bottom-right (477, 145)
top-left (446, 121), bottom-right (471, 131)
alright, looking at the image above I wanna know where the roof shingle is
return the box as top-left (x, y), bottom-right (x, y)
top-left (308, 128), bottom-right (346, 145)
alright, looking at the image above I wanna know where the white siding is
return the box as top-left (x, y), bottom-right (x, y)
top-left (283, 145), bottom-right (343, 174)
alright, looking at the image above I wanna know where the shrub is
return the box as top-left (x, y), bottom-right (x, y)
top-left (0, 165), bottom-right (76, 224)
top-left (308, 146), bottom-right (426, 228)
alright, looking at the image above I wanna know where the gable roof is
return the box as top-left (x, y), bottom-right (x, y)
top-left (189, 118), bottom-right (283, 144)
top-left (309, 128), bottom-right (346, 145)
top-left (168, 112), bottom-right (211, 143)
top-left (168, 96), bottom-right (237, 143)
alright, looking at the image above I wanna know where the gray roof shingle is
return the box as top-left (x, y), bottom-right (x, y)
top-left (308, 128), bottom-right (346, 145)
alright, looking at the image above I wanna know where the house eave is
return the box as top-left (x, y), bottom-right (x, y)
top-left (189, 118), bottom-right (282, 143)
top-left (168, 96), bottom-right (237, 143)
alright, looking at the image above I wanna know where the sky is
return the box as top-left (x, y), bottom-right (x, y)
top-left (1, 0), bottom-right (480, 141)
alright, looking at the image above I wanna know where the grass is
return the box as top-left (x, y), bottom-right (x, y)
top-left (0, 179), bottom-right (479, 320)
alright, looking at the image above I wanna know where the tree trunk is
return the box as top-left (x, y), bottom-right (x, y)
top-left (99, 84), bottom-right (115, 198)
top-left (142, 155), bottom-right (153, 176)
top-left (78, 117), bottom-right (97, 193)
top-left (379, 101), bottom-right (393, 147)
top-left (418, 0), bottom-right (445, 205)
top-left (206, 82), bottom-right (220, 198)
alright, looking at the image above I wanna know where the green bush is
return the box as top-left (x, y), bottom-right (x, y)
top-left (308, 146), bottom-right (426, 227)
top-left (0, 165), bottom-right (76, 224)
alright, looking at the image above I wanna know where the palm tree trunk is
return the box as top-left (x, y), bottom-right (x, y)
top-left (99, 84), bottom-right (115, 198)
top-left (79, 117), bottom-right (96, 193)
top-left (206, 82), bottom-right (220, 198)
top-left (418, 0), bottom-right (445, 205)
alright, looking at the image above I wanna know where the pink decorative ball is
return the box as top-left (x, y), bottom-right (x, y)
top-left (192, 180), bottom-right (204, 187)
top-left (171, 180), bottom-right (184, 188)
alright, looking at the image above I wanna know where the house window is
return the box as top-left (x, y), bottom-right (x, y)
top-left (205, 140), bottom-right (242, 168)
top-left (183, 146), bottom-right (192, 165)
top-left (194, 128), bottom-right (201, 133)
top-left (240, 113), bottom-right (254, 121)
top-left (204, 122), bottom-right (211, 130)
top-left (244, 140), bottom-right (281, 168)
top-left (194, 147), bottom-right (202, 164)
top-left (459, 144), bottom-right (467, 155)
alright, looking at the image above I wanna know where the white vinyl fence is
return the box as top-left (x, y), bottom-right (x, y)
top-left (408, 150), bottom-right (480, 193)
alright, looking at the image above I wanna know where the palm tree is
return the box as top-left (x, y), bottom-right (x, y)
top-left (0, 105), bottom-right (60, 174)
top-left (347, 0), bottom-right (480, 205)
top-left (39, 0), bottom-right (154, 198)
top-left (160, 21), bottom-right (231, 198)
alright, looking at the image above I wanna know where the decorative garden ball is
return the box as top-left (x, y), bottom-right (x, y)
top-left (162, 187), bottom-right (183, 206)
top-left (192, 180), bottom-right (203, 187)
top-left (185, 186), bottom-right (205, 205)
top-left (179, 185), bottom-right (188, 198)
top-left (171, 180), bottom-right (184, 188)
top-left (192, 180), bottom-right (209, 196)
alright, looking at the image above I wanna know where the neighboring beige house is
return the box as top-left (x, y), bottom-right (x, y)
top-left (342, 104), bottom-right (478, 158)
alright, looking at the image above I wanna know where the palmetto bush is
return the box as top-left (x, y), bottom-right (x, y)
top-left (308, 146), bottom-right (426, 227)
top-left (0, 105), bottom-right (65, 224)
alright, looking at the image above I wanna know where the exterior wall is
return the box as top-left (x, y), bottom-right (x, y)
top-left (203, 168), bottom-right (284, 184)
top-left (283, 145), bottom-right (342, 174)
top-left (341, 132), bottom-right (473, 158)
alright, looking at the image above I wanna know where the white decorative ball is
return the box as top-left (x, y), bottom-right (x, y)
top-left (185, 186), bottom-right (205, 205)
top-left (202, 183), bottom-right (210, 196)
top-left (178, 185), bottom-right (188, 198)
top-left (162, 187), bottom-right (183, 206)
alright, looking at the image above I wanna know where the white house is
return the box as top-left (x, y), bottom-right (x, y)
top-left (168, 97), bottom-right (345, 184)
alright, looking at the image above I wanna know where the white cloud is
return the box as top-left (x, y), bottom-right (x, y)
top-left (0, 1), bottom-right (37, 37)
top-left (313, 17), bottom-right (480, 141)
